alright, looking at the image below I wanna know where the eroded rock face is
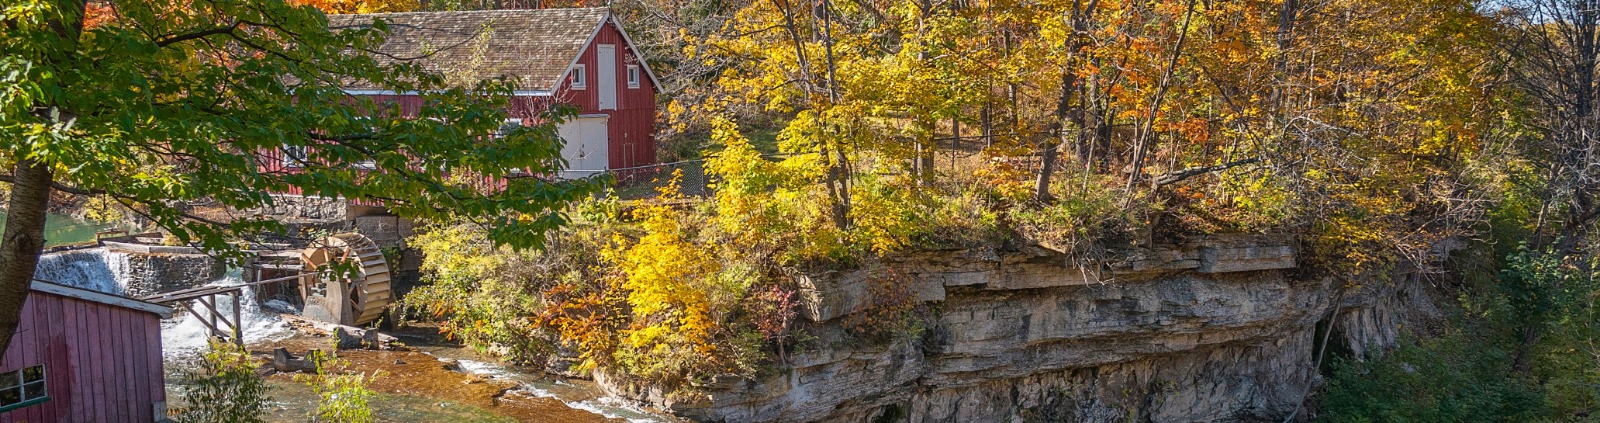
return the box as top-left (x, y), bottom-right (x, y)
top-left (605, 234), bottom-right (1435, 422)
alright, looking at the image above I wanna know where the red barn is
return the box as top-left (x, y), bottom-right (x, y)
top-left (0, 281), bottom-right (172, 422)
top-left (328, 8), bottom-right (662, 178)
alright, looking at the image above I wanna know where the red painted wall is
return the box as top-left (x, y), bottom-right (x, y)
top-left (271, 19), bottom-right (662, 175)
top-left (259, 18), bottom-right (662, 204)
top-left (0, 291), bottom-right (165, 422)
top-left (551, 20), bottom-right (659, 170)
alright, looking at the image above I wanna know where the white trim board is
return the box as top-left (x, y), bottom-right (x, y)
top-left (606, 14), bottom-right (664, 89)
top-left (554, 11), bottom-right (665, 94)
top-left (29, 280), bottom-right (174, 318)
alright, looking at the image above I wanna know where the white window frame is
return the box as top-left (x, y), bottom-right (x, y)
top-left (570, 64), bottom-right (587, 90)
top-left (627, 65), bottom-right (641, 89)
top-left (495, 118), bottom-right (523, 139)
top-left (0, 364), bottom-right (48, 410)
top-left (282, 144), bottom-right (307, 168)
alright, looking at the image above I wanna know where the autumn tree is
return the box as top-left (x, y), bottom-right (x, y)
top-left (0, 0), bottom-right (598, 352)
top-left (1501, 0), bottom-right (1600, 257)
top-left (294, 0), bottom-right (418, 14)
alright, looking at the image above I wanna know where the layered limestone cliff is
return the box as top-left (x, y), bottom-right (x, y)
top-left (604, 234), bottom-right (1440, 422)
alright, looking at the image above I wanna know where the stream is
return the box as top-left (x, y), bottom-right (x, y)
top-left (156, 282), bottom-right (668, 419)
top-left (0, 211), bottom-right (133, 247)
top-left (32, 247), bottom-right (671, 422)
top-left (156, 282), bottom-right (671, 422)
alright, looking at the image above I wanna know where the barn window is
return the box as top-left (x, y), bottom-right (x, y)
top-left (496, 118), bottom-right (530, 175)
top-left (570, 64), bottom-right (587, 89)
top-left (627, 65), bottom-right (641, 89)
top-left (282, 144), bottom-right (308, 167)
top-left (0, 365), bottom-right (48, 411)
top-left (495, 118), bottom-right (523, 139)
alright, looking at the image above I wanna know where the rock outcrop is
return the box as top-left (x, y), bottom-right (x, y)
top-left (604, 234), bottom-right (1439, 422)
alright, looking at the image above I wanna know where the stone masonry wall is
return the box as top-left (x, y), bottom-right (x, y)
top-left (103, 243), bottom-right (226, 297)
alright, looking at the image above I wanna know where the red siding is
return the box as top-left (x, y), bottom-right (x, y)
top-left (553, 20), bottom-right (659, 170)
top-left (260, 17), bottom-right (662, 205)
top-left (0, 291), bottom-right (165, 423)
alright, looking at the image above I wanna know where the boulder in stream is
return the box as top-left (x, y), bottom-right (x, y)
top-left (269, 347), bottom-right (317, 373)
top-left (334, 326), bottom-right (398, 350)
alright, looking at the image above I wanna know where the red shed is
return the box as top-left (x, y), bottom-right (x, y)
top-left (328, 8), bottom-right (663, 178)
top-left (0, 281), bottom-right (172, 422)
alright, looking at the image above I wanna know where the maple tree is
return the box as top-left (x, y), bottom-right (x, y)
top-left (0, 0), bottom-right (597, 353)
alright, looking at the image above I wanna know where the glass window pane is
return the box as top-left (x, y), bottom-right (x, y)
top-left (0, 372), bottom-right (18, 389)
top-left (22, 382), bottom-right (44, 400)
top-left (22, 366), bottom-right (42, 383)
top-left (0, 387), bottom-right (20, 405)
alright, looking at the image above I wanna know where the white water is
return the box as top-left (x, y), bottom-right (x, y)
top-left (453, 358), bottom-right (667, 423)
top-left (33, 248), bottom-right (132, 295)
top-left (160, 273), bottom-right (293, 355)
top-left (33, 249), bottom-right (293, 356)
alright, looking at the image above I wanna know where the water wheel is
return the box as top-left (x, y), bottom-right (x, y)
top-left (300, 232), bottom-right (392, 326)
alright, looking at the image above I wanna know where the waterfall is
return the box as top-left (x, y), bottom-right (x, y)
top-left (33, 248), bottom-right (291, 356)
top-left (161, 272), bottom-right (292, 354)
top-left (33, 248), bottom-right (132, 295)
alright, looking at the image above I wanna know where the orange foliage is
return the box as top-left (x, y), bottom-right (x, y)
top-left (83, 2), bottom-right (114, 28)
top-left (293, 0), bottom-right (417, 14)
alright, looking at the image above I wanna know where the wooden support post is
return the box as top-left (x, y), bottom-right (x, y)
top-left (232, 289), bottom-right (243, 347)
top-left (200, 295), bottom-right (218, 339)
top-left (180, 302), bottom-right (224, 342)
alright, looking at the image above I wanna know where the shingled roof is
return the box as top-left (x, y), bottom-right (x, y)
top-left (328, 8), bottom-right (624, 92)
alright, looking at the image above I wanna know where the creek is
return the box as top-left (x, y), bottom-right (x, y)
top-left (33, 247), bottom-right (670, 422)
top-left (0, 211), bottom-right (132, 247)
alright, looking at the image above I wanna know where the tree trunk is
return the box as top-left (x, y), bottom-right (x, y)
top-left (0, 0), bottom-right (84, 355)
top-left (981, 103), bottom-right (993, 148)
top-left (0, 159), bottom-right (55, 352)
top-left (1034, 69), bottom-right (1074, 202)
top-left (952, 117), bottom-right (961, 152)
top-left (1034, 0), bottom-right (1094, 202)
top-left (1123, 0), bottom-right (1196, 203)
top-left (819, 0), bottom-right (853, 227)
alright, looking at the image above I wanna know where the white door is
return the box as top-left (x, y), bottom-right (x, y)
top-left (556, 116), bottom-right (609, 179)
top-left (597, 44), bottom-right (618, 110)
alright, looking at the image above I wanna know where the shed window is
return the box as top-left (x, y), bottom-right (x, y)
top-left (627, 65), bottom-right (641, 89)
top-left (0, 365), bottom-right (47, 411)
top-left (495, 118), bottom-right (523, 139)
top-left (570, 64), bottom-right (587, 89)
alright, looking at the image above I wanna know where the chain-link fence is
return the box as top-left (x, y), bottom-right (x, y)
top-left (603, 159), bottom-right (710, 200)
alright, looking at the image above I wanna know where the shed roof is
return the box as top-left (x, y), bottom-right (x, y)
top-left (329, 8), bottom-right (654, 92)
top-left (29, 280), bottom-right (173, 318)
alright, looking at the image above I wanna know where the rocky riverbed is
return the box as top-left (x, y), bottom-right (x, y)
top-left (163, 322), bottom-right (674, 422)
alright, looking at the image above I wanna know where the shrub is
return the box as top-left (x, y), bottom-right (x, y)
top-left (1012, 174), bottom-right (1138, 254)
top-left (296, 351), bottom-right (380, 423)
top-left (1319, 332), bottom-right (1544, 422)
top-left (841, 267), bottom-right (929, 344)
top-left (401, 220), bottom-right (581, 363)
top-left (173, 341), bottom-right (272, 423)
